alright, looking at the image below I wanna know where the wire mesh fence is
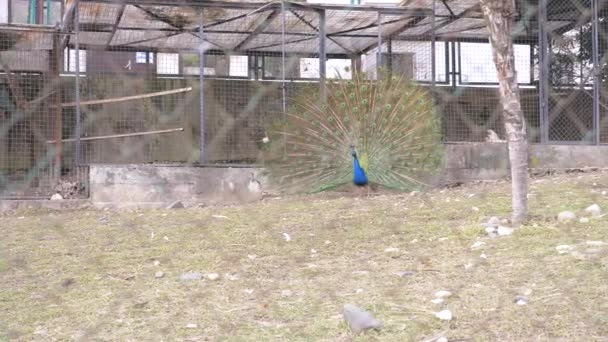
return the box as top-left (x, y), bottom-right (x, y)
top-left (0, 0), bottom-right (607, 199)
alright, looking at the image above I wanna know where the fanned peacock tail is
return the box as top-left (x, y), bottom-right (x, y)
top-left (261, 71), bottom-right (443, 193)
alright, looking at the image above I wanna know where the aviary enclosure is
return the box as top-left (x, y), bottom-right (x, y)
top-left (0, 0), bottom-right (606, 198)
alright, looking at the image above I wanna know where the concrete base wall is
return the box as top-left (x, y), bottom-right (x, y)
top-left (89, 164), bottom-right (264, 209)
top-left (78, 144), bottom-right (608, 208)
top-left (444, 143), bottom-right (608, 182)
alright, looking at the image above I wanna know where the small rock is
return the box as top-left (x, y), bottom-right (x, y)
top-left (247, 254), bottom-right (257, 260)
top-left (430, 298), bottom-right (444, 304)
top-left (356, 289), bottom-right (364, 294)
top-left (224, 272), bottom-right (239, 281)
top-left (471, 206), bottom-right (480, 212)
top-left (556, 245), bottom-right (574, 254)
top-left (212, 215), bottom-right (229, 219)
top-left (153, 260), bottom-right (160, 266)
top-left (394, 271), bottom-right (416, 277)
top-left (585, 240), bottom-right (606, 246)
top-left (464, 262), bottom-right (474, 270)
top-left (342, 304), bottom-right (383, 334)
top-left (50, 193), bottom-right (63, 201)
top-left (324, 240), bottom-right (332, 245)
top-left (585, 204), bottom-right (602, 217)
top-left (282, 233), bottom-right (291, 242)
top-left (243, 289), bottom-right (254, 294)
top-left (155, 271), bottom-right (164, 278)
top-left (484, 216), bottom-right (501, 228)
top-left (579, 217), bottom-right (590, 223)
top-left (180, 272), bottom-right (204, 281)
top-left (410, 239), bottom-right (419, 244)
top-left (186, 323), bottom-right (197, 329)
top-left (434, 290), bottom-right (452, 298)
top-left (497, 226), bottom-right (514, 236)
top-left (281, 289), bottom-right (293, 297)
top-left (33, 327), bottom-right (48, 336)
top-left (480, 253), bottom-right (488, 259)
top-left (206, 273), bottom-right (220, 281)
top-left (352, 270), bottom-right (370, 276)
top-left (166, 201), bottom-right (184, 209)
top-left (437, 337), bottom-right (449, 342)
top-left (434, 309), bottom-right (453, 321)
top-left (514, 295), bottom-right (529, 305)
top-left (558, 211), bottom-right (577, 222)
top-left (384, 247), bottom-right (399, 253)
top-left (470, 241), bottom-right (486, 250)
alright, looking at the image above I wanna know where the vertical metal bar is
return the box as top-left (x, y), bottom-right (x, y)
top-left (74, 0), bottom-right (82, 166)
top-left (7, 0), bottom-right (12, 24)
top-left (281, 0), bottom-right (287, 117)
top-left (36, 0), bottom-right (44, 24)
top-left (319, 9), bottom-right (327, 102)
top-left (538, 0), bottom-right (549, 144)
top-left (450, 40), bottom-right (457, 87)
top-left (431, 0), bottom-right (436, 88)
top-left (592, 0), bottom-right (600, 145)
top-left (387, 38), bottom-right (393, 75)
top-left (51, 32), bottom-right (62, 180)
top-left (377, 12), bottom-right (382, 75)
top-left (199, 10), bottom-right (206, 163)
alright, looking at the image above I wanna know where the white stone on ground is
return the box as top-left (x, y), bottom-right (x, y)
top-left (557, 211), bottom-right (576, 222)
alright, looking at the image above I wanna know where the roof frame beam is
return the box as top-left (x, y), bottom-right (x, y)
top-left (288, 9), bottom-right (355, 54)
top-left (234, 9), bottom-right (280, 51)
top-left (105, 3), bottom-right (126, 47)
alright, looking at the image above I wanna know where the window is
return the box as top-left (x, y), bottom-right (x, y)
top-left (136, 52), bottom-right (148, 64)
top-left (63, 48), bottom-right (87, 73)
top-left (460, 42), bottom-right (531, 84)
top-left (229, 56), bottom-right (249, 77)
top-left (156, 53), bottom-right (179, 75)
top-left (0, 0), bottom-right (8, 23)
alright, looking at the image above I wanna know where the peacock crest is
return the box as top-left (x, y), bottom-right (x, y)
top-left (261, 71), bottom-right (443, 193)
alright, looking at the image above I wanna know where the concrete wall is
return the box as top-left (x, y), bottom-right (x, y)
top-left (444, 143), bottom-right (608, 183)
top-left (88, 144), bottom-right (608, 208)
top-left (89, 164), bottom-right (264, 209)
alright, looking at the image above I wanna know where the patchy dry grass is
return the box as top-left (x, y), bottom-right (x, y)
top-left (1, 172), bottom-right (608, 341)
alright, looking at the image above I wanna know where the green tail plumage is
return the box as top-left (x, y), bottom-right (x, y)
top-left (261, 71), bottom-right (443, 193)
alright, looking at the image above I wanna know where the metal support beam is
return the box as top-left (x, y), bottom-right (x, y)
top-left (319, 9), bottom-right (327, 102)
top-left (377, 12), bottom-right (382, 74)
top-left (234, 9), bottom-right (279, 51)
top-left (59, 0), bottom-right (78, 50)
top-left (592, 0), bottom-right (600, 145)
top-left (50, 31), bottom-right (63, 180)
top-left (431, 0), bottom-right (436, 87)
top-left (74, 1), bottom-right (82, 166)
top-left (105, 3), bottom-right (126, 47)
top-left (199, 11), bottom-right (206, 163)
top-left (538, 0), bottom-right (549, 144)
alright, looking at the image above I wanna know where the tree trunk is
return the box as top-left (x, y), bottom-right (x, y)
top-left (479, 0), bottom-right (529, 225)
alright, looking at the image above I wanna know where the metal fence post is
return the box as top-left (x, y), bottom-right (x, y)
top-left (538, 0), bottom-right (549, 144)
top-left (199, 10), bottom-right (206, 163)
top-left (592, 0), bottom-right (600, 145)
top-left (319, 9), bottom-right (327, 103)
top-left (74, 0), bottom-right (82, 165)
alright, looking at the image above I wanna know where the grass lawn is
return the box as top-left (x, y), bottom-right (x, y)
top-left (1, 172), bottom-right (608, 341)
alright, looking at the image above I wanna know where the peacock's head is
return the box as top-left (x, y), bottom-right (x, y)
top-left (350, 145), bottom-right (357, 158)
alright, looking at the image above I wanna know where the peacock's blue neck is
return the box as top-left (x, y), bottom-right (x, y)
top-left (353, 157), bottom-right (369, 186)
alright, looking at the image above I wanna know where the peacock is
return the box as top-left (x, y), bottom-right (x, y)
top-left (351, 146), bottom-right (368, 186)
top-left (262, 71), bottom-right (443, 194)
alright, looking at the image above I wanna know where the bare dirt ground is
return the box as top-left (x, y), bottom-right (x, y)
top-left (1, 171), bottom-right (607, 341)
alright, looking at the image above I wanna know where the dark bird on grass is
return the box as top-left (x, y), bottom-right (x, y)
top-left (262, 71), bottom-right (443, 194)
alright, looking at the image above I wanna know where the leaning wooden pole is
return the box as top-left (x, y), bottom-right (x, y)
top-left (479, 0), bottom-right (529, 225)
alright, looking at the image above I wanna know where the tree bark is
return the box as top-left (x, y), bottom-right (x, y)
top-left (479, 0), bottom-right (529, 225)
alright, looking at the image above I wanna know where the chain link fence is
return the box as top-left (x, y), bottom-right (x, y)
top-left (0, 0), bottom-right (606, 199)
